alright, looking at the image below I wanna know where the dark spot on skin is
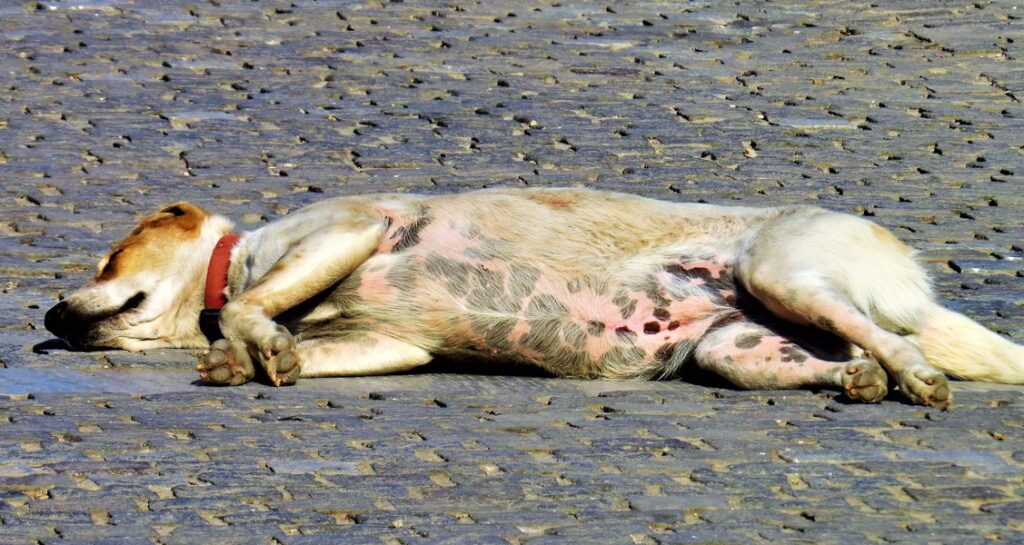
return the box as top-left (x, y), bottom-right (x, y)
top-left (560, 321), bottom-right (587, 349)
top-left (586, 320), bottom-right (605, 336)
top-left (685, 267), bottom-right (714, 281)
top-left (643, 321), bottom-right (660, 334)
top-left (478, 318), bottom-right (517, 351)
top-left (654, 343), bottom-right (676, 363)
top-left (462, 223), bottom-right (482, 239)
top-left (424, 255), bottom-right (474, 297)
top-left (557, 349), bottom-right (597, 377)
top-left (667, 321), bottom-right (680, 331)
top-left (708, 312), bottom-right (745, 332)
top-left (665, 262), bottom-right (734, 292)
top-left (598, 345), bottom-right (647, 370)
top-left (468, 286), bottom-right (518, 313)
top-left (734, 332), bottom-right (763, 349)
top-left (664, 263), bottom-right (687, 277)
top-left (816, 316), bottom-right (838, 332)
top-left (465, 268), bottom-right (513, 311)
top-left (612, 290), bottom-right (636, 320)
top-left (385, 263), bottom-right (418, 293)
top-left (520, 318), bottom-right (561, 354)
top-left (615, 326), bottom-right (636, 341)
top-left (507, 265), bottom-right (541, 301)
top-left (653, 308), bottom-right (670, 321)
top-left (527, 294), bottom-right (568, 317)
top-left (619, 300), bottom-right (637, 320)
top-left (638, 277), bottom-right (671, 307)
top-left (780, 345), bottom-right (810, 363)
top-left (391, 213), bottom-right (432, 252)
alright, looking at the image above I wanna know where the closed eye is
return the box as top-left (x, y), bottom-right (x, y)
top-left (118, 292), bottom-right (146, 313)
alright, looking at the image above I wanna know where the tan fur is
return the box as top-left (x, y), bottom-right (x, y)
top-left (51, 203), bottom-right (233, 350)
top-left (96, 203), bottom-right (208, 281)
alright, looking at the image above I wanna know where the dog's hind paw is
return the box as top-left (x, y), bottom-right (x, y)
top-left (198, 339), bottom-right (256, 386)
top-left (841, 357), bottom-right (888, 403)
top-left (255, 325), bottom-right (301, 387)
top-left (896, 366), bottom-right (951, 410)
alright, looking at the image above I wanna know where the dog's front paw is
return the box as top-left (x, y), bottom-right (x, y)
top-left (254, 325), bottom-right (301, 386)
top-left (841, 357), bottom-right (888, 403)
top-left (198, 339), bottom-right (256, 386)
top-left (896, 366), bottom-right (950, 409)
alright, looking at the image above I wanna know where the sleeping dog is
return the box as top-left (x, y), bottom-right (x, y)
top-left (44, 188), bottom-right (1024, 408)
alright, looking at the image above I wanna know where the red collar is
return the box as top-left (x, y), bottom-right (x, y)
top-left (200, 233), bottom-right (241, 341)
top-left (204, 233), bottom-right (242, 309)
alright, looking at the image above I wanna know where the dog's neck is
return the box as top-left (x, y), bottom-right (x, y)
top-left (199, 233), bottom-right (243, 341)
top-left (220, 220), bottom-right (294, 299)
top-left (205, 234), bottom-right (242, 309)
top-left (223, 232), bottom-right (253, 302)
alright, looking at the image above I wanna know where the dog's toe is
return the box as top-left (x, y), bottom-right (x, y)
top-left (268, 350), bottom-right (301, 387)
top-left (257, 325), bottom-right (295, 359)
top-left (197, 339), bottom-right (255, 386)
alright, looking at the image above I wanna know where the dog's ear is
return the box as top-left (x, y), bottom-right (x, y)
top-left (159, 202), bottom-right (207, 220)
top-left (128, 202), bottom-right (208, 236)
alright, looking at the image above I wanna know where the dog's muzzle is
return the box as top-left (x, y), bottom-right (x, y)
top-left (44, 300), bottom-right (87, 348)
top-left (44, 292), bottom-right (146, 349)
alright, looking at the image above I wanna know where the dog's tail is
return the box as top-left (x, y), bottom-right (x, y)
top-left (910, 303), bottom-right (1024, 384)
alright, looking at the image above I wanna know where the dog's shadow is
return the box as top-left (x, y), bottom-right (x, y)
top-left (32, 338), bottom-right (74, 354)
top-left (36, 337), bottom-right (909, 405)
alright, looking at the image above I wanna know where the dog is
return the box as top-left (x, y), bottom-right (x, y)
top-left (45, 188), bottom-right (1024, 408)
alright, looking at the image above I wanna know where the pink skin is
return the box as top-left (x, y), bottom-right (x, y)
top-left (354, 264), bottom-right (395, 301)
top-left (528, 276), bottom-right (724, 363)
top-left (411, 221), bottom-right (477, 259)
top-left (362, 220), bottom-right (734, 371)
top-left (696, 325), bottom-right (849, 389)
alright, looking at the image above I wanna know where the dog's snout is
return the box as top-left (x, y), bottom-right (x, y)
top-left (44, 300), bottom-right (70, 337)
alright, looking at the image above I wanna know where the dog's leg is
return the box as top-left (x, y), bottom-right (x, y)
top-left (199, 218), bottom-right (386, 386)
top-left (694, 320), bottom-right (888, 402)
top-left (297, 331), bottom-right (433, 377)
top-left (737, 209), bottom-right (950, 408)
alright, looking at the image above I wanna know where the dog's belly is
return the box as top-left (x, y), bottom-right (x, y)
top-left (332, 247), bottom-right (739, 379)
top-left (293, 197), bottom-right (754, 378)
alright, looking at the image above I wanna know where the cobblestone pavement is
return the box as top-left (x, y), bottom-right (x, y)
top-left (1, 0), bottom-right (1022, 543)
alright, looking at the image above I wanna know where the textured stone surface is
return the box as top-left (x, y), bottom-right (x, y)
top-left (1, 0), bottom-right (1022, 543)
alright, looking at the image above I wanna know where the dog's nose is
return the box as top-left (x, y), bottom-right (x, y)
top-left (45, 301), bottom-right (69, 337)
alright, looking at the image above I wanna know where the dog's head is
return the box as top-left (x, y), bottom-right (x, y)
top-left (45, 203), bottom-right (233, 351)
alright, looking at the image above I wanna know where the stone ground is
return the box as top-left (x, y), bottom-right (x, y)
top-left (1, 0), bottom-right (1023, 543)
